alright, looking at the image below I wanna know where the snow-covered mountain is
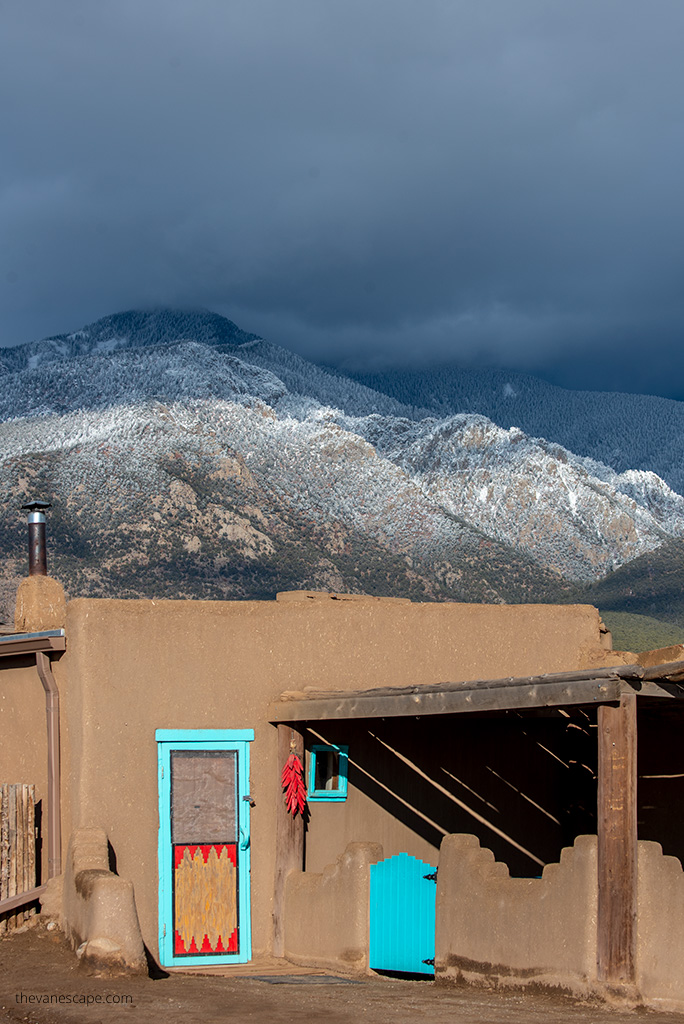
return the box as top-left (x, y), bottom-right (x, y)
top-left (344, 412), bottom-right (684, 580)
top-left (0, 309), bottom-right (259, 371)
top-left (0, 308), bottom-right (681, 614)
top-left (0, 397), bottom-right (570, 617)
top-left (351, 365), bottom-right (684, 497)
top-left (0, 309), bottom-right (415, 420)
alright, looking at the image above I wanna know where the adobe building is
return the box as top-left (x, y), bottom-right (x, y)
top-left (3, 521), bottom-right (684, 1010)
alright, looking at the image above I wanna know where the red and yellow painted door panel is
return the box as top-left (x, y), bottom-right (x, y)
top-left (156, 730), bottom-right (254, 966)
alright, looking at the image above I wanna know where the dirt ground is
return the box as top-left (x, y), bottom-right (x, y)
top-left (2, 923), bottom-right (684, 1024)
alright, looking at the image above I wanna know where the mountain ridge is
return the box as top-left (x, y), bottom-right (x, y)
top-left (7, 306), bottom-right (684, 496)
top-left (0, 308), bottom-right (259, 372)
top-left (350, 365), bottom-right (684, 496)
top-left (0, 307), bottom-right (679, 622)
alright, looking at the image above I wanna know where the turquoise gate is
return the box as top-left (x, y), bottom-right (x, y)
top-left (369, 853), bottom-right (437, 975)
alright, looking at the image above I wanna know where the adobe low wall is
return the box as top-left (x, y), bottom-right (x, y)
top-left (436, 833), bottom-right (684, 1011)
top-left (44, 828), bottom-right (146, 975)
top-left (636, 841), bottom-right (684, 1009)
top-left (284, 842), bottom-right (383, 973)
top-left (435, 833), bottom-right (599, 996)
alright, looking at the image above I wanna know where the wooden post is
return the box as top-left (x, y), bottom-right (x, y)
top-left (272, 724), bottom-right (305, 958)
top-left (597, 694), bottom-right (637, 985)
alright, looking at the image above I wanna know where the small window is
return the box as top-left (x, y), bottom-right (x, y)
top-left (308, 744), bottom-right (349, 801)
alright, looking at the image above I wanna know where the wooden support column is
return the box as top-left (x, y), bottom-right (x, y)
top-left (272, 723), bottom-right (305, 958)
top-left (597, 693), bottom-right (637, 985)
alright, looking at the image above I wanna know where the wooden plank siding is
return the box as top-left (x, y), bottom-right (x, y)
top-left (0, 784), bottom-right (37, 932)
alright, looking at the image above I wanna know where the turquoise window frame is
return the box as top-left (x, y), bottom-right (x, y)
top-left (156, 729), bottom-right (254, 967)
top-left (307, 743), bottom-right (349, 802)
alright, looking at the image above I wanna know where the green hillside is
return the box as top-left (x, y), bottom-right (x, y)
top-left (598, 610), bottom-right (684, 654)
top-left (578, 539), bottom-right (684, 627)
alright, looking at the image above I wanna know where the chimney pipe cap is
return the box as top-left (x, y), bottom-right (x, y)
top-left (21, 501), bottom-right (52, 513)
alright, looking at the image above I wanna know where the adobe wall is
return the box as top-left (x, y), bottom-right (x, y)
top-left (0, 657), bottom-right (63, 886)
top-left (284, 842), bottom-right (383, 972)
top-left (57, 827), bottom-right (146, 974)
top-left (266, 594), bottom-right (624, 686)
top-left (435, 833), bottom-right (684, 1010)
top-left (0, 659), bottom-right (47, 802)
top-left (435, 833), bottom-right (599, 995)
top-left (40, 594), bottom-right (612, 962)
top-left (636, 841), bottom-right (684, 1009)
top-left (285, 832), bottom-right (684, 999)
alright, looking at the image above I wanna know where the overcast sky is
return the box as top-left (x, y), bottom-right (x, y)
top-left (3, 1), bottom-right (684, 397)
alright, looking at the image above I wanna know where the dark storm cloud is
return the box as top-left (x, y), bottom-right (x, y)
top-left (2, 0), bottom-right (684, 395)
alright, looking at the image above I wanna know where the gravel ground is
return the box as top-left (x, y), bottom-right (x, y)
top-left (2, 923), bottom-right (683, 1024)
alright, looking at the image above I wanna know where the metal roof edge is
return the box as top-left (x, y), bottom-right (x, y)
top-left (0, 630), bottom-right (66, 659)
top-left (0, 629), bottom-right (65, 643)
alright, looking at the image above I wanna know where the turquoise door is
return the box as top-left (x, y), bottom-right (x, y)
top-left (156, 730), bottom-right (254, 967)
top-left (369, 853), bottom-right (437, 975)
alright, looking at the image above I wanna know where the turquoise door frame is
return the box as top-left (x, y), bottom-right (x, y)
top-left (369, 852), bottom-right (437, 975)
top-left (156, 729), bottom-right (254, 967)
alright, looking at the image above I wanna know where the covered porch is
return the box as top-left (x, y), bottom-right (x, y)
top-left (270, 656), bottom-right (684, 1000)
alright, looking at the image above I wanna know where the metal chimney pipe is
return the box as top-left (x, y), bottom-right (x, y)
top-left (21, 501), bottom-right (51, 576)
